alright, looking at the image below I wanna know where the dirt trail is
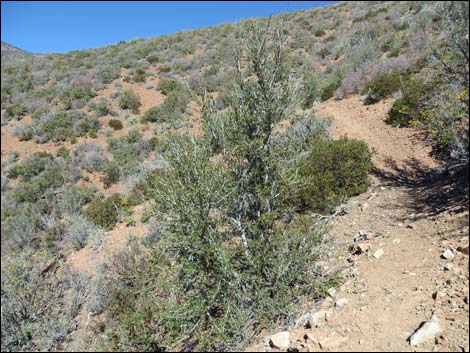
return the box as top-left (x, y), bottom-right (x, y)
top-left (247, 96), bottom-right (469, 352)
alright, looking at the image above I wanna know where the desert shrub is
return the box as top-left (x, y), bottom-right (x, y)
top-left (2, 204), bottom-right (43, 251)
top-left (320, 79), bottom-right (341, 101)
top-left (362, 71), bottom-right (402, 104)
top-left (11, 122), bottom-right (34, 141)
top-left (5, 152), bottom-right (53, 180)
top-left (134, 67), bottom-right (147, 82)
top-left (108, 119), bottom-right (123, 130)
top-left (63, 214), bottom-right (96, 249)
top-left (40, 111), bottom-right (73, 142)
top-left (1, 254), bottom-right (76, 351)
top-left (314, 28), bottom-right (326, 37)
top-left (156, 78), bottom-right (180, 95)
top-left (56, 146), bottom-right (70, 159)
top-left (118, 89), bottom-right (141, 113)
top-left (424, 1), bottom-right (469, 163)
top-left (294, 138), bottom-right (372, 212)
top-left (83, 193), bottom-right (126, 229)
top-left (57, 185), bottom-right (92, 216)
top-left (107, 136), bottom-right (142, 177)
top-left (12, 160), bottom-right (64, 203)
top-left (101, 160), bottom-right (121, 188)
top-left (71, 142), bottom-right (107, 172)
top-left (386, 76), bottom-right (432, 126)
top-left (105, 22), bottom-right (337, 352)
top-left (146, 55), bottom-right (161, 64)
top-left (89, 97), bottom-right (110, 117)
top-left (141, 106), bottom-right (159, 122)
top-left (142, 90), bottom-right (189, 124)
top-left (4, 103), bottom-right (27, 120)
top-left (86, 264), bottom-right (110, 314)
top-left (302, 72), bottom-right (321, 109)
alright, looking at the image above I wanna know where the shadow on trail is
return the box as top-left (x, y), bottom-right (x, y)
top-left (372, 157), bottom-right (469, 220)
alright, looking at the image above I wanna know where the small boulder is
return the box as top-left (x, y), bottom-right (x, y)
top-left (335, 298), bottom-right (348, 307)
top-left (441, 249), bottom-right (455, 260)
top-left (373, 248), bottom-right (384, 259)
top-left (269, 331), bottom-right (291, 350)
top-left (409, 314), bottom-right (443, 346)
top-left (319, 334), bottom-right (348, 349)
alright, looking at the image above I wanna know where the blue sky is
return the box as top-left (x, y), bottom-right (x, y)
top-left (1, 1), bottom-right (337, 54)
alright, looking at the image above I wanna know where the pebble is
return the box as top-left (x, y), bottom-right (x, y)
top-left (442, 249), bottom-right (455, 260)
top-left (373, 248), bottom-right (384, 259)
top-left (268, 331), bottom-right (291, 350)
top-left (335, 298), bottom-right (348, 307)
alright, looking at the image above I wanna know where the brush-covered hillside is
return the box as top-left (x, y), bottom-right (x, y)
top-left (1, 1), bottom-right (468, 352)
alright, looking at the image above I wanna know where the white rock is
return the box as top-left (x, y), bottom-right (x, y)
top-left (443, 263), bottom-right (453, 271)
top-left (441, 249), bottom-right (455, 259)
top-left (319, 334), bottom-right (348, 349)
top-left (335, 298), bottom-right (348, 307)
top-left (409, 314), bottom-right (443, 346)
top-left (327, 288), bottom-right (337, 298)
top-left (268, 331), bottom-right (290, 350)
top-left (373, 248), bottom-right (384, 259)
top-left (294, 312), bottom-right (315, 329)
top-left (310, 310), bottom-right (332, 327)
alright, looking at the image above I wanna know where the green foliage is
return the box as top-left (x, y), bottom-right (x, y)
top-left (118, 89), bottom-right (141, 113)
top-left (320, 79), bottom-right (341, 101)
top-left (1, 253), bottom-right (76, 351)
top-left (157, 78), bottom-right (180, 95)
top-left (140, 106), bottom-right (159, 122)
top-left (134, 67), bottom-right (146, 82)
top-left (41, 112), bottom-right (73, 141)
top-left (5, 103), bottom-right (27, 120)
top-left (142, 90), bottom-right (189, 123)
top-left (302, 72), bottom-right (321, 109)
top-left (56, 146), bottom-right (70, 159)
top-left (386, 76), bottom-right (432, 126)
top-left (362, 71), bottom-right (402, 105)
top-left (108, 119), bottom-right (124, 130)
top-left (101, 160), bottom-right (121, 188)
top-left (83, 193), bottom-right (127, 229)
top-left (314, 28), bottom-right (326, 37)
top-left (105, 22), bottom-right (340, 352)
top-left (89, 97), bottom-right (110, 116)
top-left (295, 138), bottom-right (372, 213)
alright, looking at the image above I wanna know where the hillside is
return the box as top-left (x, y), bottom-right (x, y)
top-left (1, 41), bottom-right (33, 64)
top-left (1, 1), bottom-right (468, 352)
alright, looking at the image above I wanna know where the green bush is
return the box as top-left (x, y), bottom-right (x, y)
top-left (142, 91), bottom-right (189, 123)
top-left (386, 76), bottom-right (432, 126)
top-left (314, 28), bottom-right (326, 37)
top-left (108, 119), bottom-right (124, 130)
top-left (362, 71), bottom-right (402, 105)
top-left (5, 103), bottom-right (27, 120)
top-left (134, 67), bottom-right (146, 83)
top-left (157, 78), bottom-right (179, 95)
top-left (41, 111), bottom-right (73, 142)
top-left (105, 23), bottom-right (339, 352)
top-left (295, 138), bottom-right (373, 212)
top-left (56, 146), bottom-right (70, 159)
top-left (141, 106), bottom-right (159, 122)
top-left (89, 97), bottom-right (110, 116)
top-left (320, 80), bottom-right (341, 101)
top-left (101, 160), bottom-right (121, 188)
top-left (84, 193), bottom-right (126, 229)
top-left (118, 89), bottom-right (141, 113)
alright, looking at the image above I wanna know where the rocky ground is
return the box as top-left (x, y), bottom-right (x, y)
top-left (246, 96), bottom-right (469, 352)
